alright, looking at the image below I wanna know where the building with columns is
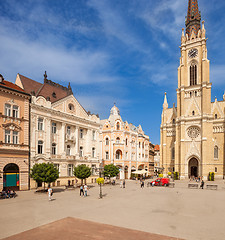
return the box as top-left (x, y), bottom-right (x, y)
top-left (0, 73), bottom-right (30, 190)
top-left (15, 73), bottom-right (101, 187)
top-left (160, 0), bottom-right (225, 179)
top-left (100, 105), bottom-right (151, 179)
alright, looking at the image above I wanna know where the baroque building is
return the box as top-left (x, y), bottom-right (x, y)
top-left (0, 74), bottom-right (30, 190)
top-left (15, 73), bottom-right (101, 187)
top-left (100, 105), bottom-right (151, 179)
top-left (160, 0), bottom-right (225, 179)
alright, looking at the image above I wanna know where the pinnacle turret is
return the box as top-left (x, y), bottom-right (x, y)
top-left (185, 0), bottom-right (201, 37)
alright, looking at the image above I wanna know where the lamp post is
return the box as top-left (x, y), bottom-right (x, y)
top-left (97, 162), bottom-right (104, 199)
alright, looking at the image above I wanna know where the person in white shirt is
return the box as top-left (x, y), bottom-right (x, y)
top-left (48, 187), bottom-right (52, 201)
top-left (84, 184), bottom-right (88, 197)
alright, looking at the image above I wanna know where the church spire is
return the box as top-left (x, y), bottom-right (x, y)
top-left (185, 0), bottom-right (201, 37)
top-left (163, 92), bottom-right (168, 110)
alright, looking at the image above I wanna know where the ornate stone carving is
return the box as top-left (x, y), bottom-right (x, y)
top-left (187, 126), bottom-right (200, 139)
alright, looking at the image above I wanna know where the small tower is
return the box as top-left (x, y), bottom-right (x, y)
top-left (163, 92), bottom-right (168, 110)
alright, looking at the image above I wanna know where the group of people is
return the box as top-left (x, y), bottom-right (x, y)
top-left (80, 184), bottom-right (88, 197)
top-left (1, 189), bottom-right (17, 199)
top-left (120, 180), bottom-right (126, 188)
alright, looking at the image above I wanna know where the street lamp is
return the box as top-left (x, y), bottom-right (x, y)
top-left (96, 162), bottom-right (104, 199)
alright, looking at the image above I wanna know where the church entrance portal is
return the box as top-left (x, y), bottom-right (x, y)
top-left (188, 158), bottom-right (199, 178)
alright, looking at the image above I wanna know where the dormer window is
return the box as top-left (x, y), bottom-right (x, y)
top-left (68, 104), bottom-right (74, 111)
top-left (52, 92), bottom-right (56, 98)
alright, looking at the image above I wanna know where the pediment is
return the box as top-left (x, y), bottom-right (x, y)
top-left (2, 123), bottom-right (22, 131)
top-left (185, 97), bottom-right (201, 116)
top-left (211, 100), bottom-right (223, 118)
top-left (185, 141), bottom-right (201, 162)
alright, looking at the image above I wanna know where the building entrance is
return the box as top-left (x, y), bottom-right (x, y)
top-left (189, 158), bottom-right (199, 178)
top-left (3, 163), bottom-right (20, 190)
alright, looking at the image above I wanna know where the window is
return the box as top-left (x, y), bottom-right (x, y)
top-left (38, 140), bottom-right (43, 154)
top-left (105, 138), bottom-right (109, 145)
top-left (190, 64), bottom-right (197, 86)
top-left (13, 105), bottom-right (19, 118)
top-left (139, 142), bottom-right (141, 148)
top-left (215, 114), bottom-right (218, 119)
top-left (116, 150), bottom-right (122, 159)
top-left (38, 118), bottom-right (43, 131)
top-left (195, 91), bottom-right (197, 97)
top-left (106, 151), bottom-right (109, 160)
top-left (173, 119), bottom-right (175, 124)
top-left (192, 111), bottom-right (195, 116)
top-left (54, 164), bottom-right (59, 170)
top-left (66, 145), bottom-right (71, 156)
top-left (92, 147), bottom-right (95, 158)
top-left (142, 142), bottom-right (144, 149)
top-left (5, 104), bottom-right (11, 117)
top-left (171, 147), bottom-right (175, 160)
top-left (52, 122), bottom-right (56, 134)
top-left (92, 130), bottom-right (96, 140)
top-left (79, 147), bottom-right (83, 157)
top-left (215, 167), bottom-right (217, 173)
top-left (125, 138), bottom-right (128, 146)
top-left (67, 126), bottom-right (71, 135)
top-left (13, 131), bottom-right (18, 144)
top-left (116, 137), bottom-right (120, 143)
top-left (68, 104), bottom-right (74, 111)
top-left (5, 130), bottom-right (10, 143)
top-left (80, 129), bottom-right (83, 139)
top-left (214, 146), bottom-right (218, 159)
top-left (126, 152), bottom-right (128, 159)
top-left (116, 122), bottom-right (120, 130)
top-left (52, 143), bottom-right (56, 155)
top-left (68, 164), bottom-right (73, 176)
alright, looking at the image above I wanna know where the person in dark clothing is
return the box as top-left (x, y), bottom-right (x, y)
top-left (141, 181), bottom-right (144, 188)
top-left (200, 180), bottom-right (204, 189)
top-left (123, 180), bottom-right (125, 188)
top-left (80, 185), bottom-right (84, 196)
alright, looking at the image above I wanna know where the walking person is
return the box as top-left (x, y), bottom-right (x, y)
top-left (123, 179), bottom-right (125, 188)
top-left (120, 180), bottom-right (123, 188)
top-left (84, 184), bottom-right (88, 197)
top-left (80, 185), bottom-right (84, 196)
top-left (141, 180), bottom-right (144, 188)
top-left (48, 187), bottom-right (53, 201)
top-left (200, 180), bottom-right (204, 189)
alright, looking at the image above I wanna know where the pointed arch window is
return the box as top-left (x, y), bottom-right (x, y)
top-left (105, 137), bottom-right (109, 145)
top-left (116, 122), bottom-right (120, 130)
top-left (171, 147), bottom-right (175, 160)
top-left (190, 63), bottom-right (197, 86)
top-left (214, 146), bottom-right (218, 159)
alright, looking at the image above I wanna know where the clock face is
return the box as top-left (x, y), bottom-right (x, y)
top-left (188, 48), bottom-right (198, 58)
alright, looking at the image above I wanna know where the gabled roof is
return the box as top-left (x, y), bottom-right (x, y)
top-left (154, 145), bottom-right (160, 151)
top-left (0, 79), bottom-right (26, 93)
top-left (17, 74), bottom-right (73, 103)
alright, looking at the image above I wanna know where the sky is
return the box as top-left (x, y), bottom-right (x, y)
top-left (0, 0), bottom-right (225, 144)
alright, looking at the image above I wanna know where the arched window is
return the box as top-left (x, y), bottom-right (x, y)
top-left (125, 138), bottom-right (128, 146)
top-left (38, 140), bottom-right (43, 154)
top-left (79, 147), bottom-right (83, 157)
top-left (190, 64), bottom-right (197, 86)
top-left (116, 137), bottom-right (120, 143)
top-left (192, 111), bottom-right (195, 116)
top-left (214, 146), bottom-right (218, 159)
top-left (116, 122), bottom-right (120, 130)
top-left (215, 114), bottom-right (218, 119)
top-left (116, 150), bottom-right (122, 159)
top-left (92, 147), bottom-right (95, 158)
top-left (105, 137), bottom-right (109, 145)
top-left (142, 142), bottom-right (144, 149)
top-left (66, 145), bottom-right (71, 156)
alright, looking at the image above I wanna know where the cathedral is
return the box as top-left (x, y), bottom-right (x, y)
top-left (160, 0), bottom-right (225, 179)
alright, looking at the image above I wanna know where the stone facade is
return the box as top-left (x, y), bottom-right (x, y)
top-left (0, 74), bottom-right (30, 190)
top-left (15, 74), bottom-right (101, 188)
top-left (100, 105), bottom-right (151, 179)
top-left (160, 0), bottom-right (225, 179)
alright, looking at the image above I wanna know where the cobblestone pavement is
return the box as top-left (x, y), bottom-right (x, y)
top-left (0, 179), bottom-right (225, 240)
top-left (2, 217), bottom-right (182, 240)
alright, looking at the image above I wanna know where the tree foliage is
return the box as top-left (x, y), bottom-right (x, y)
top-left (103, 164), bottom-right (119, 178)
top-left (31, 163), bottom-right (59, 187)
top-left (74, 164), bottom-right (91, 183)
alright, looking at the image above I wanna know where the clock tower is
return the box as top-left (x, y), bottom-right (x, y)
top-left (160, 0), bottom-right (223, 179)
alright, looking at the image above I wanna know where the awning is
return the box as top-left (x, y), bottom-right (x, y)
top-left (131, 169), bottom-right (151, 175)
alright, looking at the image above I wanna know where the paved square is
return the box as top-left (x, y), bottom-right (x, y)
top-left (0, 180), bottom-right (225, 240)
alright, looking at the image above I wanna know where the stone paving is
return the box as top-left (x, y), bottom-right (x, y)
top-left (0, 180), bottom-right (225, 240)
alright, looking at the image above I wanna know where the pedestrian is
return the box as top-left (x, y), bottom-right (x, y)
top-left (84, 184), bottom-right (88, 197)
top-left (80, 185), bottom-right (84, 196)
top-left (47, 187), bottom-right (53, 201)
top-left (200, 180), bottom-right (204, 189)
top-left (120, 180), bottom-right (123, 188)
top-left (123, 179), bottom-right (125, 188)
top-left (141, 180), bottom-right (144, 188)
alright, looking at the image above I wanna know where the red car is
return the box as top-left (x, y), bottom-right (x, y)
top-left (151, 178), bottom-right (169, 187)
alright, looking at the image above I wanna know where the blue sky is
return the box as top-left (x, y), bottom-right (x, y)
top-left (0, 0), bottom-right (225, 144)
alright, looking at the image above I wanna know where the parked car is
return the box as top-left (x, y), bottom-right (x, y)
top-left (151, 178), bottom-right (169, 187)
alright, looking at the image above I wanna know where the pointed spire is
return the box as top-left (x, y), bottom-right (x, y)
top-left (163, 92), bottom-right (168, 110)
top-left (185, 0), bottom-right (201, 37)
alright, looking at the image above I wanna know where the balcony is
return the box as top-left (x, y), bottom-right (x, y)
top-left (65, 134), bottom-right (76, 143)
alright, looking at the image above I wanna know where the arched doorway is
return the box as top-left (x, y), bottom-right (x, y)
top-left (3, 163), bottom-right (19, 190)
top-left (188, 158), bottom-right (199, 178)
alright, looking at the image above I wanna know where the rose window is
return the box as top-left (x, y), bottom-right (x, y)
top-left (187, 127), bottom-right (200, 139)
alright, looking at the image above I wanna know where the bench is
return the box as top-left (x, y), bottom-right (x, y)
top-left (188, 183), bottom-right (199, 189)
top-left (169, 183), bottom-right (175, 188)
top-left (206, 184), bottom-right (218, 190)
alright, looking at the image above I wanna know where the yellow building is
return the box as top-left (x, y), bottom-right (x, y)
top-left (100, 105), bottom-right (151, 179)
top-left (0, 74), bottom-right (30, 190)
top-left (160, 0), bottom-right (225, 180)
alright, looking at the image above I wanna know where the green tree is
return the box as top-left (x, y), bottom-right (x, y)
top-left (74, 164), bottom-right (91, 185)
top-left (103, 164), bottom-right (119, 180)
top-left (31, 163), bottom-right (59, 189)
